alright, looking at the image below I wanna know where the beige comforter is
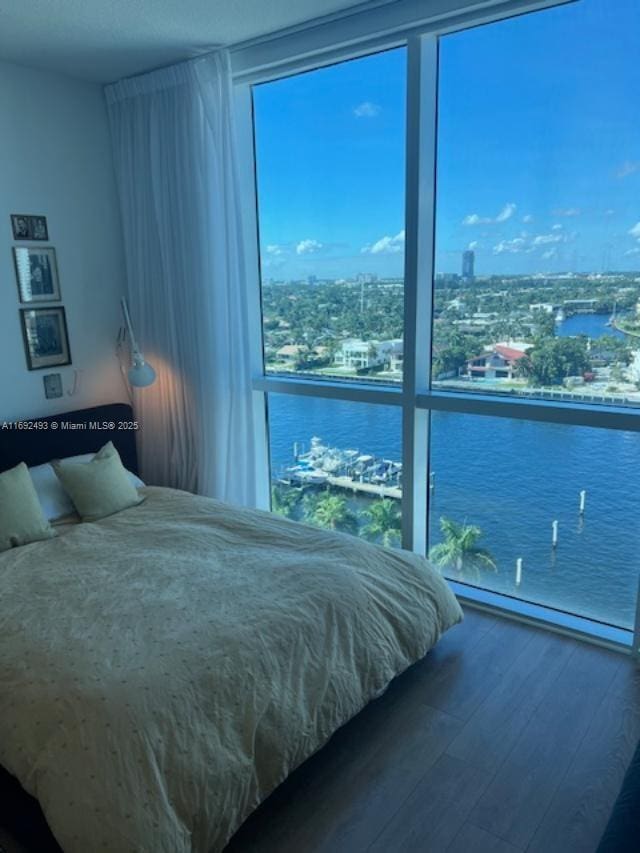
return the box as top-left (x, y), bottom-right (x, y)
top-left (0, 486), bottom-right (462, 852)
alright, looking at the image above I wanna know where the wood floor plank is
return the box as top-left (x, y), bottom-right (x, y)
top-left (527, 659), bottom-right (640, 853)
top-left (447, 823), bottom-right (522, 853)
top-left (469, 642), bottom-right (621, 849)
top-left (608, 652), bottom-right (640, 700)
top-left (446, 627), bottom-right (577, 773)
top-left (227, 698), bottom-right (462, 852)
top-left (368, 753), bottom-right (492, 853)
top-left (412, 614), bottom-right (537, 722)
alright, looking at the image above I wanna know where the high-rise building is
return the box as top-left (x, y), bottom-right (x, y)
top-left (462, 250), bottom-right (475, 280)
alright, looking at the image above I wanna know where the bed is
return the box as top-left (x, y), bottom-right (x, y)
top-left (0, 404), bottom-right (462, 853)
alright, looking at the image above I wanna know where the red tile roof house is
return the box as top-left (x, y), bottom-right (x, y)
top-left (461, 343), bottom-right (531, 380)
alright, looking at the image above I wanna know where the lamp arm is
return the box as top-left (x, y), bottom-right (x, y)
top-left (120, 297), bottom-right (142, 358)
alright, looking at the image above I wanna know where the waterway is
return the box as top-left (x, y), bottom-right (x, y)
top-left (269, 315), bottom-right (640, 629)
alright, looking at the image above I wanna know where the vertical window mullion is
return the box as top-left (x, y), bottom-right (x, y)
top-left (235, 83), bottom-right (271, 509)
top-left (633, 577), bottom-right (640, 660)
top-left (402, 34), bottom-right (438, 554)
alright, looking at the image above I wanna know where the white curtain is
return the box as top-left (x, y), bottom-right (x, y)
top-left (106, 51), bottom-right (257, 506)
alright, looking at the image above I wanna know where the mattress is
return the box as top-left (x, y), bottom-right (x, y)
top-left (0, 486), bottom-right (462, 852)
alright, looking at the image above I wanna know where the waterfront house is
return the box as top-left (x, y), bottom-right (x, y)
top-left (276, 343), bottom-right (329, 367)
top-left (461, 342), bottom-right (531, 380)
top-left (334, 338), bottom-right (402, 371)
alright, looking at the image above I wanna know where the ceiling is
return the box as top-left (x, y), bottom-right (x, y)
top-left (0, 0), bottom-right (390, 84)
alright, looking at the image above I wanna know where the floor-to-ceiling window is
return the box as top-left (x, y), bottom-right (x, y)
top-left (253, 48), bottom-right (406, 384)
top-left (248, 0), bottom-right (640, 646)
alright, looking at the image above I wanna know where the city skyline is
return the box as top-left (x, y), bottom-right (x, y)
top-left (253, 0), bottom-right (639, 281)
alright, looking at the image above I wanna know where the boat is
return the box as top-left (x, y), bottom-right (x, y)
top-left (285, 463), bottom-right (329, 485)
top-left (555, 308), bottom-right (565, 324)
top-left (287, 439), bottom-right (404, 493)
top-left (606, 300), bottom-right (617, 327)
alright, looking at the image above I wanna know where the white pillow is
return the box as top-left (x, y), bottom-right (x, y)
top-left (29, 455), bottom-right (144, 522)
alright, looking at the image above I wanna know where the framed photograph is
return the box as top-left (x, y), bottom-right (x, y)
top-left (20, 307), bottom-right (71, 371)
top-left (13, 246), bottom-right (61, 303)
top-left (10, 214), bottom-right (48, 241)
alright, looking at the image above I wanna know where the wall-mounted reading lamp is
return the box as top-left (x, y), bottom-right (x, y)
top-left (120, 297), bottom-right (157, 388)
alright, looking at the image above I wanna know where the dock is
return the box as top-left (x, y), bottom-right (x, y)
top-left (325, 475), bottom-right (401, 500)
top-left (281, 437), bottom-right (403, 500)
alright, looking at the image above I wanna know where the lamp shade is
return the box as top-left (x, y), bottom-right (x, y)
top-left (128, 358), bottom-right (157, 388)
top-left (121, 298), bottom-right (157, 389)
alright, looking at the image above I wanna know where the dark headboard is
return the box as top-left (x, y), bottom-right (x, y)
top-left (0, 403), bottom-right (139, 475)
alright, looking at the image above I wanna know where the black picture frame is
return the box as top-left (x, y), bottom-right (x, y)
top-left (13, 246), bottom-right (61, 303)
top-left (20, 307), bottom-right (71, 371)
top-left (10, 214), bottom-right (48, 241)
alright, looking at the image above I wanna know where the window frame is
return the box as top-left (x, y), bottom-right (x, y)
top-left (234, 0), bottom-right (640, 656)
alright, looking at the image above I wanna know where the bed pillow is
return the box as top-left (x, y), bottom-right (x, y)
top-left (30, 457), bottom-right (144, 522)
top-left (53, 442), bottom-right (144, 522)
top-left (0, 462), bottom-right (56, 552)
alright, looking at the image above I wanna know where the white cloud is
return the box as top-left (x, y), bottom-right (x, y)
top-left (354, 101), bottom-right (381, 118)
top-left (493, 228), bottom-right (575, 256)
top-left (522, 214), bottom-right (534, 224)
top-left (629, 222), bottom-right (640, 239)
top-left (468, 241), bottom-right (479, 250)
top-left (462, 213), bottom-right (487, 226)
top-left (533, 232), bottom-right (565, 246)
top-left (265, 244), bottom-right (285, 256)
top-left (617, 160), bottom-right (640, 179)
top-left (493, 237), bottom-right (527, 255)
top-left (495, 202), bottom-right (517, 223)
top-left (296, 239), bottom-right (324, 255)
top-left (625, 247), bottom-right (640, 256)
top-left (604, 209), bottom-right (615, 216)
top-left (551, 224), bottom-right (563, 231)
top-left (463, 202), bottom-right (516, 226)
top-left (362, 229), bottom-right (405, 255)
top-left (552, 207), bottom-right (581, 217)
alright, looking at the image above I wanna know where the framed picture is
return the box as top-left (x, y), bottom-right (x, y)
top-left (20, 307), bottom-right (71, 370)
top-left (13, 246), bottom-right (61, 303)
top-left (10, 214), bottom-right (48, 241)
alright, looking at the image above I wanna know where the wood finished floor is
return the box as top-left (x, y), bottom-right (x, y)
top-left (2, 607), bottom-right (638, 853)
top-left (225, 607), bottom-right (640, 853)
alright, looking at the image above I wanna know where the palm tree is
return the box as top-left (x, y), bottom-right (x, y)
top-left (361, 499), bottom-right (401, 547)
top-left (303, 491), bottom-right (358, 533)
top-left (271, 484), bottom-right (301, 518)
top-left (429, 516), bottom-right (497, 579)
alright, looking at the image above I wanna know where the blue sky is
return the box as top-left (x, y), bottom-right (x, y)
top-left (253, 0), bottom-right (639, 280)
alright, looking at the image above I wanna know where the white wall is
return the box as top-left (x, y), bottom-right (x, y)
top-left (0, 59), bottom-right (127, 421)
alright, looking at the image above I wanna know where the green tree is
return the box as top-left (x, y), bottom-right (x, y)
top-left (610, 364), bottom-right (625, 384)
top-left (271, 484), bottom-right (302, 518)
top-left (532, 310), bottom-right (556, 339)
top-left (432, 330), bottom-right (482, 378)
top-left (429, 517), bottom-right (497, 579)
top-left (517, 337), bottom-right (591, 386)
top-left (597, 335), bottom-right (633, 365)
top-left (360, 499), bottom-right (402, 546)
top-left (303, 491), bottom-right (358, 533)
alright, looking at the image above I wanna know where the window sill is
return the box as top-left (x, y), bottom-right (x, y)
top-left (449, 579), bottom-right (634, 656)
